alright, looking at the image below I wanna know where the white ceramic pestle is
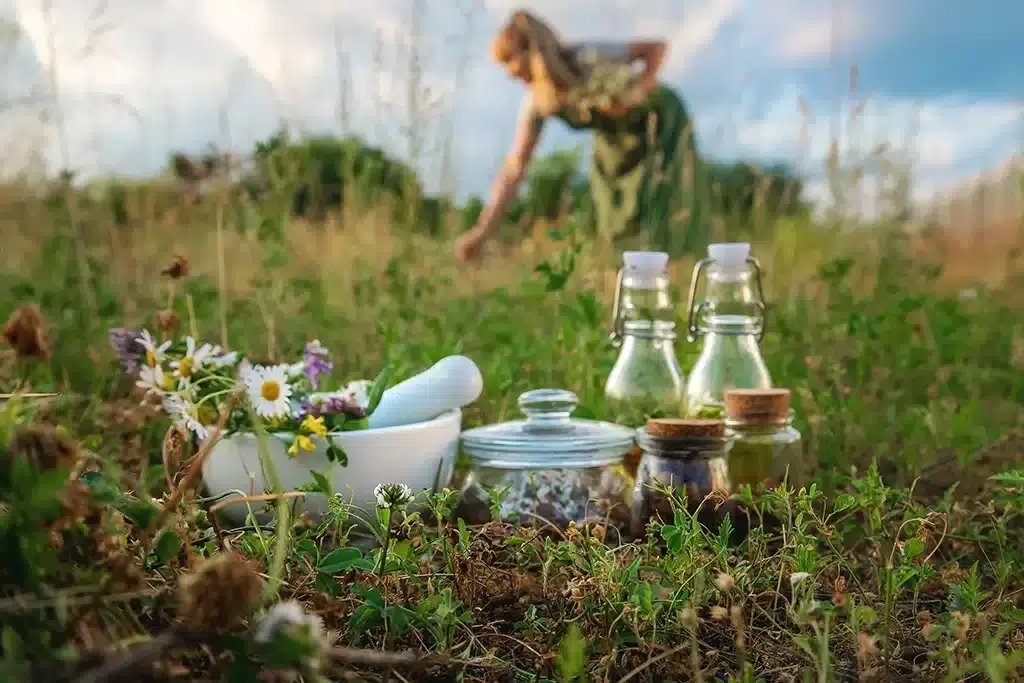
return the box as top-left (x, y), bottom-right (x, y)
top-left (367, 355), bottom-right (483, 430)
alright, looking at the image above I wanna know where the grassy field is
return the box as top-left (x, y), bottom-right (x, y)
top-left (0, 145), bottom-right (1023, 683)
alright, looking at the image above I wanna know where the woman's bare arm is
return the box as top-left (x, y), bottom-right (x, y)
top-left (473, 99), bottom-right (545, 239)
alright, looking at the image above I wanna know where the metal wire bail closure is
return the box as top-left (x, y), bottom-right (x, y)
top-left (685, 256), bottom-right (768, 343)
top-left (609, 268), bottom-right (625, 347)
top-left (608, 266), bottom-right (677, 346)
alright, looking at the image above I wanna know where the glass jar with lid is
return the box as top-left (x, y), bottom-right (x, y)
top-left (723, 389), bottom-right (806, 492)
top-left (630, 418), bottom-right (735, 538)
top-left (454, 389), bottom-right (636, 530)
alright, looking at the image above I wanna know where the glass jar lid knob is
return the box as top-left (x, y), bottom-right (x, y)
top-left (518, 389), bottom-right (578, 432)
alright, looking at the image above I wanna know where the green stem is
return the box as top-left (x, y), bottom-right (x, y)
top-left (377, 507), bottom-right (393, 578)
top-left (249, 405), bottom-right (291, 603)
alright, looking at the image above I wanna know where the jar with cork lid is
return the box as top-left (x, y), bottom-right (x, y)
top-left (723, 388), bottom-right (806, 492)
top-left (630, 418), bottom-right (734, 537)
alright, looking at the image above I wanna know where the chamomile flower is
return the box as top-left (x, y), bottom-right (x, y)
top-left (137, 330), bottom-right (171, 368)
top-left (137, 363), bottom-right (174, 395)
top-left (243, 364), bottom-right (293, 420)
top-left (211, 350), bottom-right (239, 367)
top-left (170, 337), bottom-right (217, 386)
top-left (164, 394), bottom-right (210, 442)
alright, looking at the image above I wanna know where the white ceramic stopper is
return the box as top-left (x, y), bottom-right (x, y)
top-left (623, 251), bottom-right (669, 288)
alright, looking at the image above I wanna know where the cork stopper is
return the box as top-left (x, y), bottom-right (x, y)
top-left (724, 389), bottom-right (791, 422)
top-left (645, 417), bottom-right (725, 438)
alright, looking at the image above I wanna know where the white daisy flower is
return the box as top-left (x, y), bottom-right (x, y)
top-left (373, 482), bottom-right (413, 509)
top-left (244, 364), bottom-right (293, 419)
top-left (163, 394), bottom-right (210, 442)
top-left (169, 337), bottom-right (217, 386)
top-left (137, 330), bottom-right (171, 368)
top-left (211, 350), bottom-right (239, 367)
top-left (137, 364), bottom-right (172, 395)
top-left (340, 380), bottom-right (371, 412)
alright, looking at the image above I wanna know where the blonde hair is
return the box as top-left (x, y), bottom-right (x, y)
top-left (491, 9), bottom-right (582, 116)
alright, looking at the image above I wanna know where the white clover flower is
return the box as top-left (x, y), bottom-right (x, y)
top-left (340, 379), bottom-right (371, 412)
top-left (243, 364), bottom-right (294, 419)
top-left (137, 330), bottom-right (171, 368)
top-left (374, 482), bottom-right (414, 509)
top-left (790, 572), bottom-right (811, 586)
top-left (254, 601), bottom-right (326, 670)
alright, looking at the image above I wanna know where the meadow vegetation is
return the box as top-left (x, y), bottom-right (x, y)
top-left (0, 67), bottom-right (1023, 682)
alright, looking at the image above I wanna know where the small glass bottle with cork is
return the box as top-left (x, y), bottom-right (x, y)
top-left (723, 388), bottom-right (806, 493)
top-left (629, 417), bottom-right (735, 538)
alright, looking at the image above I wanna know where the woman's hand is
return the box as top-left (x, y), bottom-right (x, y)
top-left (454, 227), bottom-right (487, 263)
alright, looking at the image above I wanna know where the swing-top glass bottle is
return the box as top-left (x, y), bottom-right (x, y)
top-left (684, 242), bottom-right (772, 418)
top-left (604, 251), bottom-right (685, 416)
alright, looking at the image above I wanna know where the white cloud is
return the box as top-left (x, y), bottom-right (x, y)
top-left (0, 0), bottom-right (1018, 213)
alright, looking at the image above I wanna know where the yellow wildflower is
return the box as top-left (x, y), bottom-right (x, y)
top-left (288, 434), bottom-right (315, 457)
top-left (301, 415), bottom-right (327, 437)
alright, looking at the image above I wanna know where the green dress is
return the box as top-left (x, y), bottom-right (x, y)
top-left (534, 43), bottom-right (711, 257)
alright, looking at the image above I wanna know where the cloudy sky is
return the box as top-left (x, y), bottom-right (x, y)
top-left (2, 0), bottom-right (1021, 209)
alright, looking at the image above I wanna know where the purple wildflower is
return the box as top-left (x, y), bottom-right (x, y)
top-left (108, 328), bottom-right (145, 375)
top-left (300, 395), bottom-right (366, 420)
top-left (302, 340), bottom-right (333, 389)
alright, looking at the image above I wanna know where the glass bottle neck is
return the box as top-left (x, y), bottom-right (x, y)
top-left (619, 273), bottom-right (676, 340)
top-left (698, 269), bottom-right (762, 336)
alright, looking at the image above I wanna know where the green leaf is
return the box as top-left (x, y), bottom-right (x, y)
top-left (153, 529), bottom-right (182, 565)
top-left (319, 547), bottom-right (363, 574)
top-left (903, 536), bottom-right (925, 560)
top-left (556, 623), bottom-right (588, 681)
top-left (79, 471), bottom-right (122, 505)
top-left (309, 470), bottom-right (332, 496)
top-left (119, 498), bottom-right (161, 529)
top-left (833, 493), bottom-right (857, 514)
top-left (325, 441), bottom-right (348, 467)
top-left (365, 364), bottom-right (392, 417)
top-left (853, 605), bottom-right (879, 625)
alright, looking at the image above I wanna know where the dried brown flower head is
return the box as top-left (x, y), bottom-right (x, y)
top-left (680, 606), bottom-right (700, 631)
top-left (715, 572), bottom-right (736, 592)
top-left (161, 254), bottom-right (191, 280)
top-left (155, 309), bottom-right (180, 335)
top-left (178, 552), bottom-right (264, 631)
top-left (3, 304), bottom-right (50, 361)
top-left (7, 423), bottom-right (79, 473)
top-left (162, 424), bottom-right (189, 485)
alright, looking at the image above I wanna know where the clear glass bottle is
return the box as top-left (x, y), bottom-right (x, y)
top-left (684, 242), bottom-right (772, 418)
top-left (604, 251), bottom-right (685, 418)
top-left (454, 389), bottom-right (636, 530)
top-left (723, 389), bottom-right (806, 492)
